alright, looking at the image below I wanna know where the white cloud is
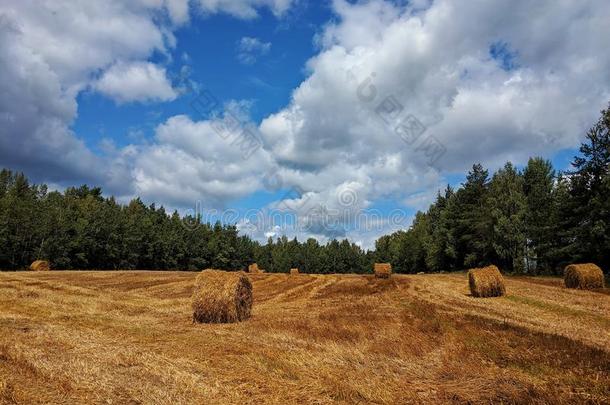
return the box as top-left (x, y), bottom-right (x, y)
top-left (94, 61), bottom-right (177, 103)
top-left (0, 1), bottom-right (181, 186)
top-left (256, 0), bottom-right (610, 241)
top-left (236, 36), bottom-right (271, 65)
top-left (163, 0), bottom-right (191, 25)
top-left (195, 0), bottom-right (295, 19)
top-left (3, 0), bottom-right (610, 248)
top-left (132, 113), bottom-right (273, 207)
top-left (0, 2), bottom-right (174, 91)
top-left (0, 12), bottom-right (102, 184)
top-left (0, 0), bottom-right (297, 192)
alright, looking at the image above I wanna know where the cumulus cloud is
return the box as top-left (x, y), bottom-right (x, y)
top-left (94, 61), bottom-right (177, 103)
top-left (163, 0), bottom-right (191, 25)
top-left (256, 0), bottom-right (610, 241)
top-left (0, 0), bottom-right (296, 192)
top-left (132, 113), bottom-right (273, 207)
top-left (3, 0), bottom-right (610, 248)
top-left (195, 0), bottom-right (295, 19)
top-left (0, 1), bottom-right (182, 187)
top-left (236, 36), bottom-right (271, 65)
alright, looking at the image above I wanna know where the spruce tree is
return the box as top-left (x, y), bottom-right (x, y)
top-left (523, 157), bottom-right (556, 273)
top-left (488, 162), bottom-right (527, 273)
top-left (569, 105), bottom-right (610, 270)
top-left (454, 164), bottom-right (492, 268)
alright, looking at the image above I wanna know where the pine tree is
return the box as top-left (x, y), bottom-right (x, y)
top-left (488, 162), bottom-right (527, 273)
top-left (454, 164), bottom-right (492, 268)
top-left (426, 186), bottom-right (455, 272)
top-left (522, 158), bottom-right (556, 273)
top-left (300, 238), bottom-right (321, 274)
top-left (569, 105), bottom-right (610, 270)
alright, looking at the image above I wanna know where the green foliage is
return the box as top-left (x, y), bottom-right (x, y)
top-left (0, 171), bottom-right (371, 272)
top-left (0, 172), bottom-right (255, 271)
top-left (254, 236), bottom-right (369, 274)
top-left (488, 162), bottom-right (527, 273)
top-left (455, 164), bottom-right (493, 268)
top-left (522, 157), bottom-right (556, 272)
top-left (376, 103), bottom-right (610, 275)
top-left (568, 105), bottom-right (610, 270)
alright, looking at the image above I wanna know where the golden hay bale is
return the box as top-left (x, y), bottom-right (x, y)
top-left (290, 268), bottom-right (299, 275)
top-left (564, 263), bottom-right (605, 290)
top-left (374, 263), bottom-right (392, 279)
top-left (468, 265), bottom-right (506, 298)
top-left (29, 260), bottom-right (50, 272)
top-left (192, 269), bottom-right (252, 323)
top-left (248, 263), bottom-right (265, 273)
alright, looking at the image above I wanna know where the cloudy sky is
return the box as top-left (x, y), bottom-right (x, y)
top-left (1, 0), bottom-right (609, 248)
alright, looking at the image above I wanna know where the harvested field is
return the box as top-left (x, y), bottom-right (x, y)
top-left (0, 271), bottom-right (608, 404)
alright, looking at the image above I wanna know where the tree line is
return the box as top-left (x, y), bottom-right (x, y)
top-left (254, 236), bottom-right (372, 274)
top-left (376, 105), bottom-right (610, 275)
top-left (1, 105), bottom-right (608, 274)
top-left (0, 174), bottom-right (372, 272)
top-left (0, 179), bottom-right (253, 271)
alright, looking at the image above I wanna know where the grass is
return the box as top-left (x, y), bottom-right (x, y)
top-left (0, 271), bottom-right (608, 404)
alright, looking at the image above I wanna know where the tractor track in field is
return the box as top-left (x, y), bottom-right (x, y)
top-left (403, 273), bottom-right (610, 351)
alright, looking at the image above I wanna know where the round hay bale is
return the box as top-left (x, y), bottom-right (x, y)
top-left (248, 263), bottom-right (265, 274)
top-left (374, 263), bottom-right (392, 279)
top-left (29, 260), bottom-right (50, 272)
top-left (290, 268), bottom-right (299, 275)
top-left (564, 263), bottom-right (604, 290)
top-left (468, 265), bottom-right (506, 298)
top-left (192, 270), bottom-right (252, 323)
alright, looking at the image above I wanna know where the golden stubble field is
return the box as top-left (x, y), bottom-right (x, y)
top-left (0, 271), bottom-right (608, 404)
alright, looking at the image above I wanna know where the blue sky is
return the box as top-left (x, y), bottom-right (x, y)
top-left (70, 1), bottom-right (342, 229)
top-left (74, 3), bottom-right (332, 151)
top-left (1, 0), bottom-right (609, 248)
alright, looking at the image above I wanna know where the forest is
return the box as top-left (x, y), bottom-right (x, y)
top-left (0, 172), bottom-right (371, 273)
top-left (1, 106), bottom-right (608, 275)
top-left (376, 105), bottom-right (610, 275)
